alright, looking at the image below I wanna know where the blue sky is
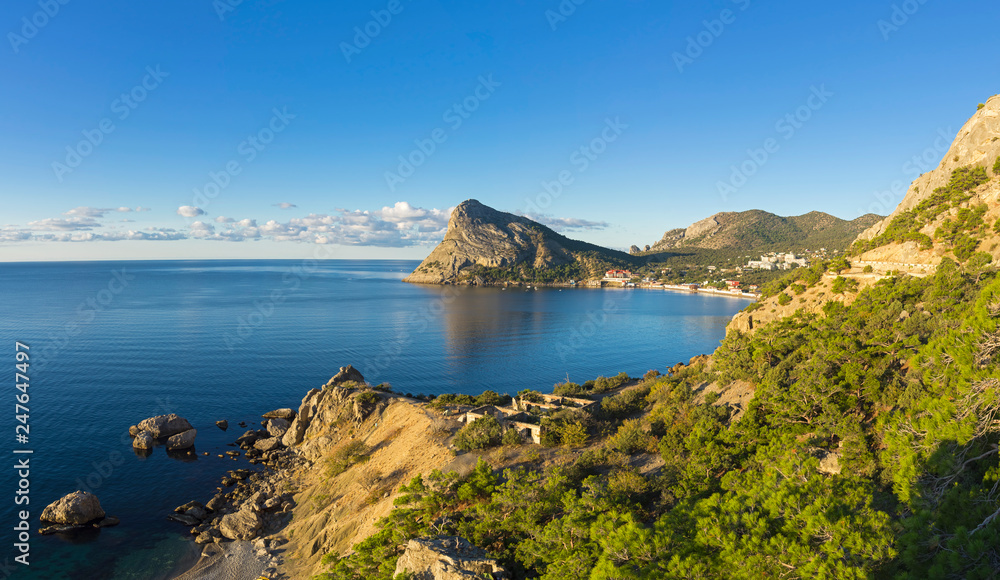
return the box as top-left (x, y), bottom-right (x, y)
top-left (2, 0), bottom-right (998, 261)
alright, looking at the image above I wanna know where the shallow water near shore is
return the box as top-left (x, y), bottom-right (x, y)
top-left (0, 259), bottom-right (747, 578)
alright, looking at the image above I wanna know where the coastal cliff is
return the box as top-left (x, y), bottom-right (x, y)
top-left (403, 199), bottom-right (634, 285)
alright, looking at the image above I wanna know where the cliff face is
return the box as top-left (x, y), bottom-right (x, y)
top-left (403, 199), bottom-right (632, 284)
top-left (859, 95), bottom-right (1000, 247)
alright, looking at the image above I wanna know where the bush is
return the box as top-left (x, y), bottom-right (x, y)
top-left (994, 156), bottom-right (1000, 175)
top-left (777, 293), bottom-right (792, 306)
top-left (642, 369), bottom-right (661, 382)
top-left (372, 383), bottom-right (393, 392)
top-left (591, 372), bottom-right (629, 393)
top-left (831, 276), bottom-right (859, 294)
top-left (355, 391), bottom-right (381, 405)
top-left (602, 386), bottom-right (651, 419)
top-left (863, 265), bottom-right (874, 273)
top-left (453, 416), bottom-right (503, 451)
top-left (607, 419), bottom-right (655, 455)
top-left (475, 390), bottom-right (502, 406)
top-left (552, 381), bottom-right (583, 396)
top-left (978, 103), bottom-right (986, 110)
top-left (560, 422), bottom-right (589, 447)
top-left (326, 440), bottom-right (370, 478)
top-left (518, 390), bottom-right (544, 403)
top-left (790, 283), bottom-right (806, 295)
top-left (501, 428), bottom-right (523, 446)
top-left (430, 393), bottom-right (477, 408)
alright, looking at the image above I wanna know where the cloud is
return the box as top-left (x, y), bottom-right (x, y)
top-left (120, 219), bottom-right (135, 223)
top-left (32, 229), bottom-right (187, 242)
top-left (184, 202), bottom-right (453, 247)
top-left (117, 207), bottom-right (133, 213)
top-left (215, 216), bottom-right (235, 223)
top-left (520, 213), bottom-right (610, 232)
top-left (27, 217), bottom-right (102, 231)
top-left (176, 206), bottom-right (205, 217)
top-left (136, 207), bottom-right (151, 212)
top-left (274, 202), bottom-right (297, 209)
top-left (64, 207), bottom-right (114, 218)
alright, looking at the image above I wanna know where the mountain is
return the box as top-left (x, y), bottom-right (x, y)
top-left (403, 199), bottom-right (636, 284)
top-left (854, 95), bottom-right (1000, 265)
top-left (641, 210), bottom-right (882, 255)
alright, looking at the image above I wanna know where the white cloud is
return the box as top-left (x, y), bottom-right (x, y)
top-left (520, 213), bottom-right (610, 232)
top-left (27, 217), bottom-right (101, 231)
top-left (176, 206), bottom-right (205, 217)
top-left (136, 207), bottom-right (151, 212)
top-left (215, 216), bottom-right (235, 223)
top-left (117, 207), bottom-right (133, 213)
top-left (64, 207), bottom-right (114, 218)
top-left (274, 202), bottom-right (297, 209)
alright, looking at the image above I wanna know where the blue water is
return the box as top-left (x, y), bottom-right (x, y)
top-left (0, 260), bottom-right (748, 579)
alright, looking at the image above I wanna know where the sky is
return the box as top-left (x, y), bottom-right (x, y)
top-left (2, 0), bottom-right (998, 261)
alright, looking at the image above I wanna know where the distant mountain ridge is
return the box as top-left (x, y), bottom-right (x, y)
top-left (640, 210), bottom-right (882, 255)
top-left (403, 200), bottom-right (636, 285)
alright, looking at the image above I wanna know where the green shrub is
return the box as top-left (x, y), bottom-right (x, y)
top-left (642, 369), bottom-right (661, 382)
top-left (453, 416), bottom-right (503, 451)
top-left (355, 391), bottom-right (381, 405)
top-left (552, 381), bottom-right (583, 396)
top-left (607, 419), bottom-right (654, 455)
top-left (602, 386), bottom-right (651, 419)
top-left (994, 156), bottom-right (1000, 175)
top-left (517, 389), bottom-right (543, 403)
top-left (373, 383), bottom-right (393, 392)
top-left (777, 293), bottom-right (792, 306)
top-left (430, 393), bottom-right (477, 408)
top-left (831, 276), bottom-right (859, 294)
top-left (325, 440), bottom-right (370, 478)
top-left (475, 390), bottom-right (502, 406)
top-left (790, 283), bottom-right (806, 295)
top-left (863, 265), bottom-right (874, 273)
top-left (560, 422), bottom-right (589, 447)
top-left (978, 103), bottom-right (986, 110)
top-left (501, 428), bottom-right (523, 446)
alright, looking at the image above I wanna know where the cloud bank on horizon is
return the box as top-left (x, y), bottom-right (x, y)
top-left (1, 201), bottom-right (608, 247)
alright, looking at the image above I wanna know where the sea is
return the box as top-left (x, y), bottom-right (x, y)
top-left (0, 260), bottom-right (749, 579)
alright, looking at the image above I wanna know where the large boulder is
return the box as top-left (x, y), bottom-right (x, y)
top-left (218, 505), bottom-right (262, 540)
top-left (327, 365), bottom-right (365, 386)
top-left (136, 414), bottom-right (192, 438)
top-left (266, 418), bottom-right (290, 438)
top-left (254, 437), bottom-right (283, 452)
top-left (393, 537), bottom-right (509, 580)
top-left (166, 429), bottom-right (197, 450)
top-left (40, 491), bottom-right (106, 525)
top-left (132, 431), bottom-right (154, 450)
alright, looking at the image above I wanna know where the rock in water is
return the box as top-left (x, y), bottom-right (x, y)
top-left (215, 420), bottom-right (228, 431)
top-left (394, 537), bottom-right (510, 579)
top-left (327, 365), bottom-right (365, 386)
top-left (262, 408), bottom-right (296, 421)
top-left (253, 437), bottom-right (282, 452)
top-left (40, 491), bottom-right (106, 525)
top-left (166, 429), bottom-right (197, 450)
top-left (136, 414), bottom-right (193, 438)
top-left (132, 431), bottom-right (154, 449)
top-left (218, 505), bottom-right (262, 540)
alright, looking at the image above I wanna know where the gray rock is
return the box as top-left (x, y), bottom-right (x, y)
top-left (266, 418), bottom-right (290, 438)
top-left (216, 420), bottom-right (228, 431)
top-left (186, 507), bottom-right (208, 521)
top-left (40, 491), bottom-right (106, 525)
top-left (167, 513), bottom-right (201, 526)
top-left (254, 437), bottom-right (282, 452)
top-left (136, 414), bottom-right (193, 438)
top-left (393, 536), bottom-right (509, 580)
top-left (218, 505), bottom-right (262, 540)
top-left (235, 430), bottom-right (260, 447)
top-left (132, 431), bottom-right (154, 450)
top-left (166, 429), bottom-right (197, 450)
top-left (97, 516), bottom-right (120, 527)
top-left (262, 408), bottom-right (296, 421)
top-left (327, 365), bottom-right (365, 386)
top-left (282, 388), bottom-right (322, 447)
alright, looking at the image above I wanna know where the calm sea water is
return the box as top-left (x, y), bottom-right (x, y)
top-left (0, 260), bottom-right (748, 579)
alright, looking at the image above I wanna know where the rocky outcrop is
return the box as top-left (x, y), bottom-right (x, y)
top-left (40, 491), bottom-right (105, 525)
top-left (266, 418), bottom-right (290, 438)
top-left (393, 537), bottom-right (509, 580)
top-left (135, 414), bottom-right (193, 438)
top-left (263, 408), bottom-right (296, 421)
top-left (132, 431), bottom-right (154, 450)
top-left (403, 199), bottom-right (633, 285)
top-left (282, 388), bottom-right (322, 447)
top-left (167, 429), bottom-right (197, 450)
top-left (328, 365), bottom-right (365, 386)
top-left (218, 505), bottom-right (263, 541)
top-left (216, 420), bottom-right (228, 431)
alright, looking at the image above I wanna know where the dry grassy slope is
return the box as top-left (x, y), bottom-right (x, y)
top-left (727, 271), bottom-right (886, 335)
top-left (280, 396), bottom-right (459, 579)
